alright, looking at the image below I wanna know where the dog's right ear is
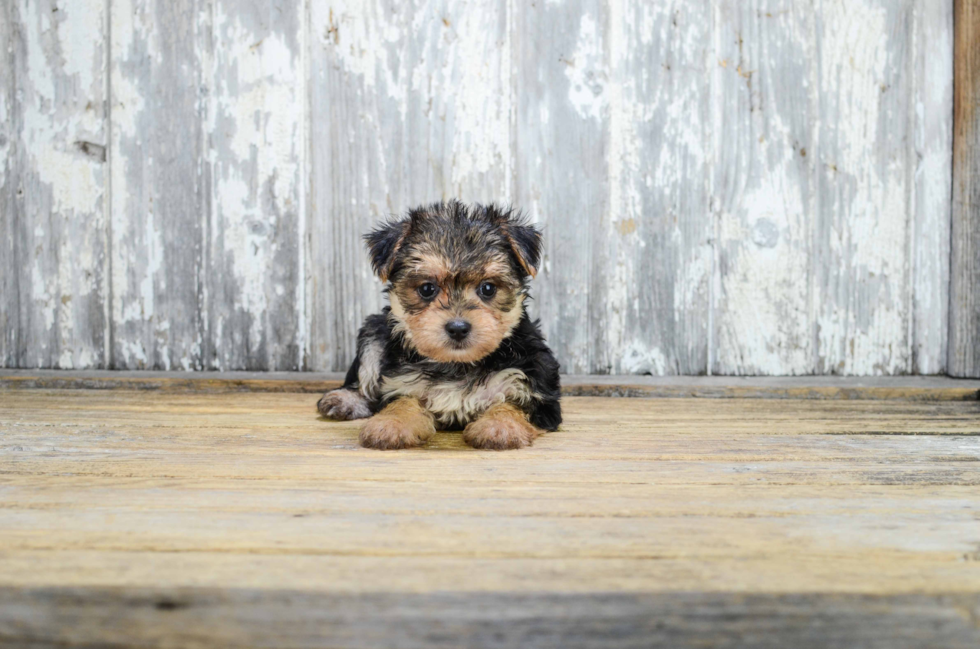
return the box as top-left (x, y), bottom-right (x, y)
top-left (364, 219), bottom-right (410, 282)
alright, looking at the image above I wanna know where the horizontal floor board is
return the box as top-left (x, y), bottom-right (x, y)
top-left (2, 370), bottom-right (979, 400)
top-left (3, 588), bottom-right (979, 649)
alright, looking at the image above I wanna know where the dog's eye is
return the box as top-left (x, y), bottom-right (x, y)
top-left (417, 283), bottom-right (438, 300)
top-left (478, 282), bottom-right (497, 299)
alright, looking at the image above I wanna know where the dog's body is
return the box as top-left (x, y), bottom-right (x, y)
top-left (318, 201), bottom-right (561, 450)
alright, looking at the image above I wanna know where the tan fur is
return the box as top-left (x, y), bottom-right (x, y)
top-left (462, 402), bottom-right (542, 450)
top-left (407, 251), bottom-right (451, 281)
top-left (359, 397), bottom-right (436, 450)
top-left (389, 289), bottom-right (525, 364)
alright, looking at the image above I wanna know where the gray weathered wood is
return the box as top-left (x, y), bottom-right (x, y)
top-left (913, 0), bottom-right (953, 374)
top-left (0, 0), bottom-right (963, 376)
top-left (0, 0), bottom-right (16, 367)
top-left (3, 368), bottom-right (980, 399)
top-left (208, 0), bottom-right (306, 370)
top-left (2, 589), bottom-right (979, 649)
top-left (814, 0), bottom-right (915, 375)
top-left (598, 1), bottom-right (712, 375)
top-left (4, 0), bottom-right (108, 369)
top-left (514, 0), bottom-right (607, 375)
top-left (951, 0), bottom-right (980, 378)
top-left (308, 0), bottom-right (514, 372)
top-left (109, 0), bottom-right (208, 370)
top-left (712, 0), bottom-right (815, 375)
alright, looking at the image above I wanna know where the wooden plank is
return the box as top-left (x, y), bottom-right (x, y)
top-left (307, 0), bottom-right (514, 372)
top-left (109, 0), bottom-right (208, 370)
top-left (208, 0), bottom-right (306, 370)
top-left (513, 0), bottom-right (607, 374)
top-left (912, 0), bottom-right (953, 374)
top-left (0, 391), bottom-right (978, 646)
top-left (951, 0), bottom-right (980, 377)
top-left (4, 0), bottom-right (108, 369)
top-left (2, 589), bottom-right (978, 649)
top-left (600, 0), bottom-right (711, 375)
top-left (2, 370), bottom-right (980, 399)
top-left (0, 0), bottom-right (16, 367)
top-left (711, 1), bottom-right (814, 375)
top-left (813, 0), bottom-right (915, 374)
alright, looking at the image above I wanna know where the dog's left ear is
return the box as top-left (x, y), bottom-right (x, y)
top-left (503, 218), bottom-right (543, 279)
top-left (364, 219), bottom-right (410, 282)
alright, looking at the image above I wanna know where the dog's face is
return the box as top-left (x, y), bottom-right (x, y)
top-left (365, 201), bottom-right (542, 363)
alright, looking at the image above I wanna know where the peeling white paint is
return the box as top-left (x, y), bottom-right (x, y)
top-left (621, 341), bottom-right (668, 375)
top-left (564, 13), bottom-right (607, 121)
top-left (816, 0), bottom-right (909, 375)
top-left (3, 0), bottom-right (957, 376)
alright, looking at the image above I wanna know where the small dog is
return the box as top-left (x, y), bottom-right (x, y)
top-left (317, 200), bottom-right (561, 450)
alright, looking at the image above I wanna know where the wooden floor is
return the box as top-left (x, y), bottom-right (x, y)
top-left (1, 388), bottom-right (979, 647)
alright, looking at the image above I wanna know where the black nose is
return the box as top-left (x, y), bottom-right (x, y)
top-left (445, 319), bottom-right (472, 341)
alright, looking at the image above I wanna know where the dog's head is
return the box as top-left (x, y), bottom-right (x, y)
top-left (364, 200), bottom-right (542, 363)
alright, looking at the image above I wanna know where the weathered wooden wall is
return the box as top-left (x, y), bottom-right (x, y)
top-left (0, 0), bottom-right (960, 375)
top-left (952, 0), bottom-right (980, 378)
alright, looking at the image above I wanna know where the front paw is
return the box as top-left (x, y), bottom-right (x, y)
top-left (463, 404), bottom-right (541, 450)
top-left (359, 413), bottom-right (435, 450)
top-left (317, 389), bottom-right (372, 420)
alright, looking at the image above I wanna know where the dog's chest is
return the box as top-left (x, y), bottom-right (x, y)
top-left (379, 368), bottom-right (533, 427)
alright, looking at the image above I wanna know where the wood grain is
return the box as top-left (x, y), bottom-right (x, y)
top-left (3, 370), bottom-right (980, 400)
top-left (815, 0), bottom-right (915, 375)
top-left (308, 0), bottom-right (514, 372)
top-left (601, 0), bottom-right (712, 375)
top-left (3, 589), bottom-right (979, 649)
top-left (0, 390), bottom-right (978, 646)
top-left (208, 0), bottom-right (306, 371)
top-left (109, 0), bottom-right (208, 370)
top-left (951, 0), bottom-right (980, 377)
top-left (0, 0), bottom-right (15, 367)
top-left (4, 0), bottom-right (108, 369)
top-left (0, 0), bottom-right (967, 376)
top-left (913, 0), bottom-right (953, 374)
top-left (514, 0), bottom-right (607, 374)
top-left (712, 0), bottom-right (814, 375)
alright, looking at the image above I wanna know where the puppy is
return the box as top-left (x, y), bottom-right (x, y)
top-left (317, 200), bottom-right (561, 450)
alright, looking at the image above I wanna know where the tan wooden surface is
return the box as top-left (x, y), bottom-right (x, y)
top-left (1, 390), bottom-right (979, 647)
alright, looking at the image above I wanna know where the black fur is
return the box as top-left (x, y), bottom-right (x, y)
top-left (364, 220), bottom-right (408, 280)
top-left (335, 200), bottom-right (562, 433)
top-left (340, 308), bottom-right (562, 430)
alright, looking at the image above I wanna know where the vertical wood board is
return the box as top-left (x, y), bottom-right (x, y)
top-left (5, 0), bottom-right (108, 369)
top-left (711, 0), bottom-right (815, 375)
top-left (308, 0), bottom-right (514, 372)
top-left (596, 0), bottom-right (712, 376)
top-left (951, 0), bottom-right (980, 377)
top-left (208, 0), bottom-right (306, 370)
top-left (513, 0), bottom-right (608, 374)
top-left (912, 0), bottom-right (952, 374)
top-left (109, 0), bottom-right (208, 370)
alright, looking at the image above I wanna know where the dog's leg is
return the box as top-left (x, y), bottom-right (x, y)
top-left (317, 388), bottom-right (372, 420)
top-left (359, 397), bottom-right (436, 450)
top-left (318, 315), bottom-right (388, 421)
top-left (463, 402), bottom-right (542, 450)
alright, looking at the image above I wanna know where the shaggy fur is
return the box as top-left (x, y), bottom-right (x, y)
top-left (317, 200), bottom-right (562, 450)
